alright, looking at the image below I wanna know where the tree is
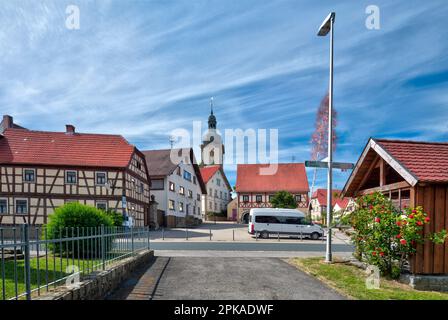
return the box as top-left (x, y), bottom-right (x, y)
top-left (309, 93), bottom-right (338, 196)
top-left (270, 191), bottom-right (297, 209)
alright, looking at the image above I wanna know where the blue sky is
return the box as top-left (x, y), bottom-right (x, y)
top-left (0, 1), bottom-right (447, 192)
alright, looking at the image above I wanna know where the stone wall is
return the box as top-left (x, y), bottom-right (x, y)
top-left (399, 274), bottom-right (448, 292)
top-left (35, 250), bottom-right (154, 300)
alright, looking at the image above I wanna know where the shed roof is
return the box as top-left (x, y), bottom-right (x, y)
top-left (343, 138), bottom-right (448, 196)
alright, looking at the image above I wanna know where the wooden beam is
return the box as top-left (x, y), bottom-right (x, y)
top-left (379, 158), bottom-right (386, 187)
top-left (358, 181), bottom-right (411, 195)
top-left (355, 155), bottom-right (380, 194)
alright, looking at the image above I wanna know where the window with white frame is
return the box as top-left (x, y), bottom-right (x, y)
top-left (169, 199), bottom-right (175, 210)
top-left (95, 172), bottom-right (107, 185)
top-left (23, 169), bottom-right (35, 183)
top-left (179, 186), bottom-right (185, 195)
top-left (216, 179), bottom-right (221, 186)
top-left (65, 171), bottom-right (77, 184)
top-left (15, 199), bottom-right (28, 214)
top-left (242, 195), bottom-right (249, 202)
top-left (0, 199), bottom-right (8, 214)
top-left (295, 194), bottom-right (303, 202)
top-left (256, 195), bottom-right (262, 203)
top-left (197, 194), bottom-right (201, 201)
top-left (169, 181), bottom-right (175, 192)
top-left (188, 190), bottom-right (193, 198)
top-left (179, 202), bottom-right (184, 212)
top-left (96, 201), bottom-right (107, 211)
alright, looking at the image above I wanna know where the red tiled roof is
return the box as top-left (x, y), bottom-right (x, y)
top-left (375, 139), bottom-right (448, 183)
top-left (0, 128), bottom-right (135, 168)
top-left (311, 188), bottom-right (350, 208)
top-left (236, 163), bottom-right (309, 193)
top-left (199, 165), bottom-right (221, 184)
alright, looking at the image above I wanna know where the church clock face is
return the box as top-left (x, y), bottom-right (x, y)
top-left (209, 136), bottom-right (214, 142)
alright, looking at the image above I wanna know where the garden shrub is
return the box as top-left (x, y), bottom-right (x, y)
top-left (343, 192), bottom-right (447, 278)
top-left (104, 209), bottom-right (124, 227)
top-left (45, 202), bottom-right (114, 257)
top-left (270, 191), bottom-right (297, 209)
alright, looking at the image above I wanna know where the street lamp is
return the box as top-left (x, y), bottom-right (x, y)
top-left (318, 12), bottom-right (335, 263)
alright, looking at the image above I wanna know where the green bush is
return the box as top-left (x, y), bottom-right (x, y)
top-left (104, 209), bottom-right (124, 227)
top-left (269, 191), bottom-right (296, 209)
top-left (345, 192), bottom-right (447, 277)
top-left (45, 203), bottom-right (114, 257)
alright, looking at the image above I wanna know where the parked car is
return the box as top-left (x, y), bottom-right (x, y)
top-left (248, 208), bottom-right (324, 240)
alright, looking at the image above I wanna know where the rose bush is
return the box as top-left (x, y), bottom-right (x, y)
top-left (343, 192), bottom-right (447, 278)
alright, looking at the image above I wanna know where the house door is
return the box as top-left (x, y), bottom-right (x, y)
top-left (232, 209), bottom-right (237, 221)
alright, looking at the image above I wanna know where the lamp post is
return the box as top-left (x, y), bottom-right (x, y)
top-left (318, 12), bottom-right (335, 263)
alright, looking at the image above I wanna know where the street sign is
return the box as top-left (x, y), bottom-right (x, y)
top-left (333, 162), bottom-right (355, 170)
top-left (305, 160), bottom-right (328, 168)
top-left (305, 160), bottom-right (354, 170)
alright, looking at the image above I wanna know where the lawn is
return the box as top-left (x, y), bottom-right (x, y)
top-left (1, 256), bottom-right (101, 300)
top-left (289, 257), bottom-right (448, 300)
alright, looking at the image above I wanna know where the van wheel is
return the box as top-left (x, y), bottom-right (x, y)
top-left (260, 231), bottom-right (270, 239)
top-left (310, 232), bottom-right (320, 240)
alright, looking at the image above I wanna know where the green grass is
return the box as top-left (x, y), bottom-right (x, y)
top-left (289, 257), bottom-right (448, 300)
top-left (1, 255), bottom-right (103, 300)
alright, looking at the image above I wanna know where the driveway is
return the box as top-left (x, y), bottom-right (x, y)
top-left (107, 256), bottom-right (345, 300)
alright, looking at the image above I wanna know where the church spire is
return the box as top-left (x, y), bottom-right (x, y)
top-left (208, 97), bottom-right (217, 129)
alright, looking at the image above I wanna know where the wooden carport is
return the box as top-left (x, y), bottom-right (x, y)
top-left (343, 138), bottom-right (448, 274)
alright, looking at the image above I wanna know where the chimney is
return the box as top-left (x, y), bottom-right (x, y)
top-left (65, 124), bottom-right (75, 134)
top-left (2, 115), bottom-right (13, 128)
top-left (0, 115), bottom-right (13, 134)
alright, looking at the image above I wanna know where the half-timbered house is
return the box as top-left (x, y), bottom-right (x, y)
top-left (0, 115), bottom-right (151, 226)
top-left (235, 163), bottom-right (309, 223)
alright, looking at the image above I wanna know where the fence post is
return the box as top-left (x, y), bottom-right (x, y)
top-left (209, 229), bottom-right (212, 241)
top-left (131, 227), bottom-right (134, 253)
top-left (233, 229), bottom-right (235, 241)
top-left (147, 226), bottom-right (150, 249)
top-left (101, 225), bottom-right (105, 270)
top-left (278, 232), bottom-right (280, 242)
top-left (23, 224), bottom-right (32, 300)
top-left (162, 228), bottom-right (165, 240)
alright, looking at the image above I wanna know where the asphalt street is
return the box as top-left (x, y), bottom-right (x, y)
top-left (107, 256), bottom-right (346, 300)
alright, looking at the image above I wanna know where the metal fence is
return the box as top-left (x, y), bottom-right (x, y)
top-left (0, 225), bottom-right (150, 300)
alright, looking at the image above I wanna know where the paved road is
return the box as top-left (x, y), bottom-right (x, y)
top-left (107, 256), bottom-right (345, 300)
top-left (150, 241), bottom-right (353, 252)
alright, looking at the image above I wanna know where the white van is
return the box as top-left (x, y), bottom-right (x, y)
top-left (248, 208), bottom-right (324, 240)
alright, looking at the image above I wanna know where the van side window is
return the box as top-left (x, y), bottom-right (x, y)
top-left (285, 217), bottom-right (301, 224)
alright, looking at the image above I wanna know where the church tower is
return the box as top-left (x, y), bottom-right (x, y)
top-left (201, 98), bottom-right (224, 166)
